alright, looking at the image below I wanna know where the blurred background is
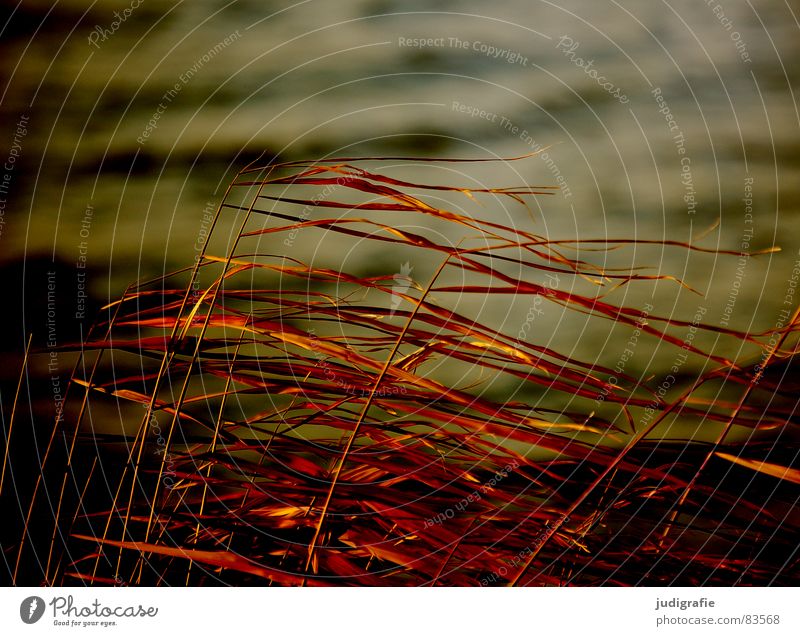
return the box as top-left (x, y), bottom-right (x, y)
top-left (0, 0), bottom-right (798, 417)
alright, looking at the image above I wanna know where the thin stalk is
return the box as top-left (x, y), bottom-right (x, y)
top-left (0, 334), bottom-right (32, 495)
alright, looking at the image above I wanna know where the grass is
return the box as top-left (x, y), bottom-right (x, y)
top-left (4, 154), bottom-right (799, 586)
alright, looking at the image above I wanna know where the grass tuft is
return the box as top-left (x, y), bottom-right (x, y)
top-left (10, 155), bottom-right (799, 586)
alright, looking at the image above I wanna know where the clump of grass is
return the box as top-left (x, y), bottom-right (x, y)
top-left (8, 155), bottom-right (799, 586)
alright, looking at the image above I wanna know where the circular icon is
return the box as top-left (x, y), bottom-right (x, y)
top-left (20, 596), bottom-right (45, 625)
